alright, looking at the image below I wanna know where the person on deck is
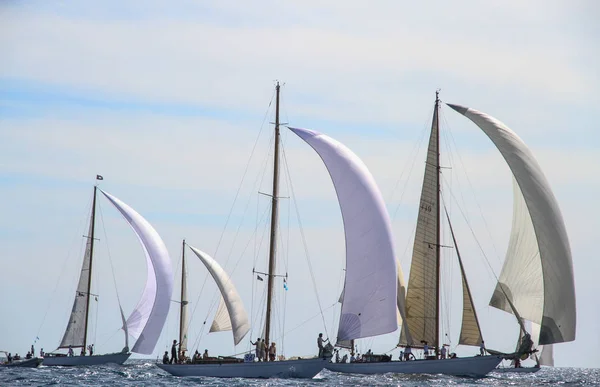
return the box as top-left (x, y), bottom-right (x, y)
top-left (31, 345), bottom-right (35, 358)
top-left (40, 348), bottom-right (44, 358)
top-left (317, 333), bottom-right (328, 358)
top-left (350, 354), bottom-right (356, 363)
top-left (259, 339), bottom-right (267, 361)
top-left (404, 344), bottom-right (412, 361)
top-left (341, 354), bottom-right (348, 363)
top-left (88, 344), bottom-right (94, 356)
top-left (480, 340), bottom-right (486, 356)
top-left (269, 342), bottom-right (276, 361)
top-left (80, 348), bottom-right (86, 356)
top-left (423, 342), bottom-right (429, 358)
top-left (7, 353), bottom-right (12, 363)
top-left (440, 345), bottom-right (447, 359)
top-left (26, 352), bottom-right (32, 359)
top-left (68, 346), bottom-right (74, 357)
top-left (162, 351), bottom-right (169, 364)
top-left (171, 340), bottom-right (178, 364)
top-left (203, 349), bottom-right (209, 359)
top-left (250, 338), bottom-right (261, 361)
top-left (334, 349), bottom-right (340, 363)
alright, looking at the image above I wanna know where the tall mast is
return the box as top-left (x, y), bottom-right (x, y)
top-left (434, 90), bottom-right (441, 350)
top-left (83, 185), bottom-right (98, 352)
top-left (179, 239), bottom-right (188, 353)
top-left (264, 82), bottom-right (281, 354)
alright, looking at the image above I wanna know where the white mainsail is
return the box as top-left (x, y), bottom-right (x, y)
top-left (101, 190), bottom-right (174, 354)
top-left (448, 104), bottom-right (576, 345)
top-left (188, 245), bottom-right (250, 345)
top-left (59, 215), bottom-right (95, 348)
top-left (289, 126), bottom-right (398, 342)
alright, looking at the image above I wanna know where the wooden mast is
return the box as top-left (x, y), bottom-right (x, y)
top-left (434, 90), bottom-right (441, 352)
top-left (179, 239), bottom-right (187, 356)
top-left (264, 82), bottom-right (281, 357)
top-left (83, 184), bottom-right (98, 352)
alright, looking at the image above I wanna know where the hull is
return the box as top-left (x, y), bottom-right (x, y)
top-left (326, 355), bottom-right (503, 377)
top-left (1, 357), bottom-right (43, 368)
top-left (157, 357), bottom-right (328, 379)
top-left (42, 352), bottom-right (130, 366)
top-left (494, 366), bottom-right (541, 373)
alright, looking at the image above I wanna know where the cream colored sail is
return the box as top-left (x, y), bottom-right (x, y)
top-left (448, 104), bottom-right (576, 345)
top-left (210, 298), bottom-right (233, 332)
top-left (401, 103), bottom-right (439, 347)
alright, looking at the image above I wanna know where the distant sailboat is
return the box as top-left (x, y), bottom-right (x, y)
top-left (43, 182), bottom-right (174, 366)
top-left (158, 83), bottom-right (398, 379)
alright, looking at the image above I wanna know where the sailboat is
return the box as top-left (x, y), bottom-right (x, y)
top-left (42, 181), bottom-right (174, 366)
top-left (327, 93), bottom-right (518, 377)
top-left (157, 82), bottom-right (399, 378)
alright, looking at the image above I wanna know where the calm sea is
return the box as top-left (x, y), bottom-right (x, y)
top-left (1, 360), bottom-right (598, 386)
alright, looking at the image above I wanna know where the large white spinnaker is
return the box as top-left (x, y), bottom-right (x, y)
top-left (100, 190), bottom-right (174, 354)
top-left (188, 245), bottom-right (250, 345)
top-left (447, 104), bottom-right (576, 345)
top-left (289, 127), bottom-right (398, 342)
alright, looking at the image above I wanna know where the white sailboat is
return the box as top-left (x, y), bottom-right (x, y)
top-left (326, 93), bottom-right (539, 377)
top-left (157, 83), bottom-right (399, 378)
top-left (43, 182), bottom-right (174, 366)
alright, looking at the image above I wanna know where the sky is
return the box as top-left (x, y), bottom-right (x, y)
top-left (0, 0), bottom-right (598, 369)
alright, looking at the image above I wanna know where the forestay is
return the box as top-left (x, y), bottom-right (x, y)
top-left (188, 245), bottom-right (250, 345)
top-left (289, 127), bottom-right (397, 342)
top-left (447, 104), bottom-right (576, 345)
top-left (101, 190), bottom-right (174, 354)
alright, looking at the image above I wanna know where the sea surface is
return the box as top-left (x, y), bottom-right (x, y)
top-left (1, 360), bottom-right (598, 386)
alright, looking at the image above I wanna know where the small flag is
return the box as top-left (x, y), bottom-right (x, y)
top-left (257, 275), bottom-right (263, 281)
top-left (96, 175), bottom-right (104, 180)
top-left (283, 283), bottom-right (288, 291)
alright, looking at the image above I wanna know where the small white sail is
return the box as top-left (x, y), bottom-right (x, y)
top-left (531, 322), bottom-right (554, 366)
top-left (289, 127), bottom-right (398, 342)
top-left (59, 214), bottom-right (95, 349)
top-left (100, 190), bottom-right (174, 354)
top-left (188, 245), bottom-right (250, 345)
top-left (447, 104), bottom-right (576, 345)
top-left (209, 298), bottom-right (233, 332)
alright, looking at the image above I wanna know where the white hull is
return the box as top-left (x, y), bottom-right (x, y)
top-left (493, 366), bottom-right (541, 373)
top-left (326, 355), bottom-right (503, 377)
top-left (42, 352), bottom-right (130, 366)
top-left (157, 357), bottom-right (328, 379)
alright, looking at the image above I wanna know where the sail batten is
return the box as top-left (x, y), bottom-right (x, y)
top-left (101, 190), bottom-right (174, 354)
top-left (289, 127), bottom-right (398, 342)
top-left (189, 245), bottom-right (250, 345)
top-left (448, 104), bottom-right (576, 345)
top-left (401, 101), bottom-right (440, 347)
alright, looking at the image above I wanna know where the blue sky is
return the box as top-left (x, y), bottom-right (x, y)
top-left (1, 0), bottom-right (598, 368)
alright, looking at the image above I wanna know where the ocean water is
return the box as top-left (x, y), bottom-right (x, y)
top-left (1, 361), bottom-right (598, 386)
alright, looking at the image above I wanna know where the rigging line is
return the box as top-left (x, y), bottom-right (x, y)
top-left (440, 108), bottom-right (503, 265)
top-left (198, 204), bottom-right (271, 331)
top-left (97, 201), bottom-right (124, 308)
top-left (388, 121), bottom-right (430, 221)
top-left (189, 90), bottom-right (277, 336)
top-left (35, 190), bottom-right (94, 338)
top-left (280, 139), bottom-right (329, 337)
top-left (439, 174), bottom-right (501, 284)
